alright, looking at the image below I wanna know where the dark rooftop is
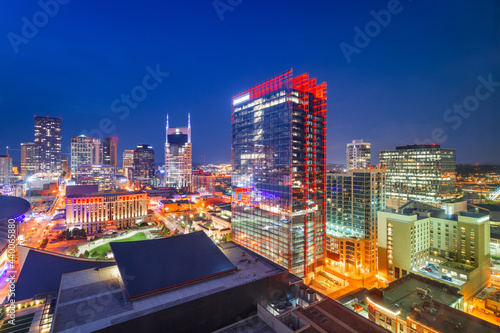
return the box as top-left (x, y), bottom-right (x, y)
top-left (110, 231), bottom-right (236, 299)
top-left (0, 195), bottom-right (30, 221)
top-left (298, 298), bottom-right (390, 333)
top-left (67, 190), bottom-right (145, 198)
top-left (408, 299), bottom-right (500, 333)
top-left (14, 247), bottom-right (115, 302)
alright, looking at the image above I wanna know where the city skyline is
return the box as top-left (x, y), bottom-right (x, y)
top-left (1, 1), bottom-right (499, 165)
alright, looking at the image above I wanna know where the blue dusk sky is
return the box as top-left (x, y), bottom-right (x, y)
top-left (0, 0), bottom-right (499, 165)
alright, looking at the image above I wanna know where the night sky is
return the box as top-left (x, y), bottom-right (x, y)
top-left (1, 0), bottom-right (499, 165)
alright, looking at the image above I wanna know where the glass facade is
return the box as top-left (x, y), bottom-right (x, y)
top-left (164, 114), bottom-right (192, 189)
top-left (231, 70), bottom-right (326, 277)
top-left (346, 139), bottom-right (371, 170)
top-left (103, 137), bottom-right (118, 168)
top-left (325, 169), bottom-right (385, 273)
top-left (34, 116), bottom-right (61, 173)
top-left (380, 144), bottom-right (456, 207)
top-left (134, 144), bottom-right (155, 179)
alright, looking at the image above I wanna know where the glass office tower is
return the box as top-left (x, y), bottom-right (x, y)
top-left (164, 114), bottom-right (192, 189)
top-left (380, 144), bottom-right (456, 208)
top-left (231, 70), bottom-right (327, 277)
top-left (34, 116), bottom-right (61, 173)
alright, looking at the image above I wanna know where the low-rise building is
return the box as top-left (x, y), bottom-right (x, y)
top-left (366, 273), bottom-right (497, 333)
top-left (65, 191), bottom-right (147, 233)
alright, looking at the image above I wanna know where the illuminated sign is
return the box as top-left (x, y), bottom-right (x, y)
top-left (233, 93), bottom-right (250, 106)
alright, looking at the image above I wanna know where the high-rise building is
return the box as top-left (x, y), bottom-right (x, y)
top-left (75, 164), bottom-right (116, 191)
top-left (325, 167), bottom-right (385, 274)
top-left (20, 142), bottom-right (36, 176)
top-left (346, 139), bottom-right (371, 170)
top-left (380, 144), bottom-right (456, 208)
top-left (103, 137), bottom-right (118, 168)
top-left (231, 70), bottom-right (327, 278)
top-left (92, 138), bottom-right (103, 164)
top-left (122, 149), bottom-right (135, 179)
top-left (164, 114), bottom-right (192, 189)
top-left (70, 135), bottom-right (93, 175)
top-left (34, 116), bottom-right (62, 173)
top-left (0, 155), bottom-right (12, 186)
top-left (61, 157), bottom-right (69, 174)
top-left (134, 144), bottom-right (155, 179)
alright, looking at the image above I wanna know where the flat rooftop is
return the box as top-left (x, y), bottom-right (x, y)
top-left (408, 299), bottom-right (500, 332)
top-left (297, 298), bottom-right (389, 333)
top-left (52, 241), bottom-right (286, 333)
top-left (367, 273), bottom-right (462, 319)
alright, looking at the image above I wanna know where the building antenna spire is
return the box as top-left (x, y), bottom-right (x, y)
top-left (188, 113), bottom-right (191, 129)
top-left (166, 114), bottom-right (169, 144)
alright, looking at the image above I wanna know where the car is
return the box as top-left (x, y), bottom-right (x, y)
top-left (353, 305), bottom-right (363, 313)
top-left (494, 261), bottom-right (500, 264)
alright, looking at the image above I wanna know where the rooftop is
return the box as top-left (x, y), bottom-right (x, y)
top-left (366, 273), bottom-right (462, 319)
top-left (67, 190), bottom-right (145, 198)
top-left (15, 246), bottom-right (115, 302)
top-left (110, 231), bottom-right (236, 299)
top-left (0, 195), bottom-right (30, 221)
top-left (51, 240), bottom-right (286, 333)
top-left (408, 299), bottom-right (500, 333)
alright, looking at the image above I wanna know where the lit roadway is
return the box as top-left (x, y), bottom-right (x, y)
top-left (155, 211), bottom-right (185, 234)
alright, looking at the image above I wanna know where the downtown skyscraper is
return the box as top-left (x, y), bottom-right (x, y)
top-left (231, 70), bottom-right (327, 278)
top-left (380, 144), bottom-right (456, 209)
top-left (34, 116), bottom-right (61, 173)
top-left (70, 135), bottom-right (93, 175)
top-left (346, 139), bottom-right (371, 170)
top-left (103, 137), bottom-right (118, 168)
top-left (164, 114), bottom-right (192, 189)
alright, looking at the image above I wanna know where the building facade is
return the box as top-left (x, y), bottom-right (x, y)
top-left (103, 137), bottom-right (118, 168)
top-left (325, 168), bottom-right (385, 274)
top-left (20, 142), bottom-right (36, 176)
top-left (380, 144), bottom-right (456, 209)
top-left (0, 155), bottom-right (12, 186)
top-left (346, 139), bottom-right (371, 170)
top-left (92, 138), bottom-right (103, 164)
top-left (75, 164), bottom-right (116, 191)
top-left (65, 191), bottom-right (147, 233)
top-left (133, 144), bottom-right (155, 179)
top-left (231, 70), bottom-right (327, 278)
top-left (378, 202), bottom-right (490, 300)
top-left (34, 116), bottom-right (61, 173)
top-left (122, 149), bottom-right (134, 179)
top-left (71, 135), bottom-right (93, 175)
top-left (164, 114), bottom-right (192, 189)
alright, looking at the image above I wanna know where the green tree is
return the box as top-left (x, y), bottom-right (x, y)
top-left (67, 244), bottom-right (79, 256)
top-left (91, 250), bottom-right (99, 258)
top-left (83, 250), bottom-right (90, 258)
top-left (39, 237), bottom-right (49, 249)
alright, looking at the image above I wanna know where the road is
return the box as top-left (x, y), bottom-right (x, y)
top-left (155, 211), bottom-right (186, 234)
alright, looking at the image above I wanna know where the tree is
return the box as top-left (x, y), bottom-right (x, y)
top-left (67, 244), bottom-right (79, 256)
top-left (39, 238), bottom-right (49, 249)
top-left (91, 250), bottom-right (99, 258)
top-left (83, 250), bottom-right (90, 258)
